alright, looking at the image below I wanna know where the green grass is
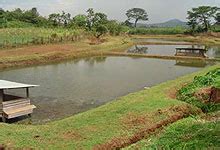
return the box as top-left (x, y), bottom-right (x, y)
top-left (129, 27), bottom-right (187, 35)
top-left (0, 64), bottom-right (219, 149)
top-left (0, 27), bottom-right (85, 48)
top-left (212, 25), bottom-right (220, 32)
top-left (126, 116), bottom-right (220, 149)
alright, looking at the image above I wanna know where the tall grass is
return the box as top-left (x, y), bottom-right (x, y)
top-left (129, 27), bottom-right (187, 35)
top-left (0, 27), bottom-right (86, 49)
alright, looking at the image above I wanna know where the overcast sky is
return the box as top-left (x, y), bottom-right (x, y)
top-left (0, 0), bottom-right (219, 23)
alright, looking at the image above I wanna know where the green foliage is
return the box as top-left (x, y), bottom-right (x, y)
top-left (146, 117), bottom-right (220, 149)
top-left (129, 27), bottom-right (186, 35)
top-left (177, 68), bottom-right (220, 112)
top-left (85, 8), bottom-right (113, 38)
top-left (3, 20), bottom-right (33, 28)
top-left (94, 24), bottom-right (108, 38)
top-left (215, 13), bottom-right (220, 25)
top-left (48, 11), bottom-right (71, 27)
top-left (126, 8), bottom-right (148, 27)
top-left (0, 27), bottom-right (84, 48)
top-left (187, 6), bottom-right (220, 33)
top-left (71, 14), bottom-right (87, 28)
top-left (106, 20), bottom-right (129, 36)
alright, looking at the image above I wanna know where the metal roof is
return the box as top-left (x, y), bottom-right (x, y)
top-left (0, 80), bottom-right (39, 90)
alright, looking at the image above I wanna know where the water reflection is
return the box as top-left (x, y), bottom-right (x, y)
top-left (175, 60), bottom-right (214, 68)
top-left (127, 45), bottom-right (148, 54)
top-left (127, 44), bottom-right (220, 58)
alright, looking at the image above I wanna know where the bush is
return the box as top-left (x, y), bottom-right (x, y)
top-left (177, 68), bottom-right (220, 112)
top-left (94, 24), bottom-right (108, 38)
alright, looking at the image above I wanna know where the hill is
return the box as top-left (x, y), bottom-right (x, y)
top-left (137, 19), bottom-right (187, 28)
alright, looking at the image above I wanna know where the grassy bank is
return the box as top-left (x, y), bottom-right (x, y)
top-left (126, 68), bottom-right (220, 149)
top-left (0, 65), bottom-right (219, 149)
top-left (0, 36), bottom-right (133, 70)
top-left (126, 114), bottom-right (220, 149)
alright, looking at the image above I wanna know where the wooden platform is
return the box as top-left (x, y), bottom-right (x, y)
top-left (2, 98), bottom-right (36, 119)
top-left (175, 48), bottom-right (207, 58)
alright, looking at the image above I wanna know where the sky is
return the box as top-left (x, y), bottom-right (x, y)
top-left (0, 0), bottom-right (219, 23)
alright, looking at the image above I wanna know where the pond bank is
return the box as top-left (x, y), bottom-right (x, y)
top-left (0, 65), bottom-right (219, 149)
top-left (0, 36), bottom-right (133, 70)
top-left (0, 34), bottom-right (220, 70)
top-left (105, 51), bottom-right (220, 62)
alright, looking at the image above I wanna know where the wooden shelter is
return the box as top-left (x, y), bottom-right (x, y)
top-left (175, 48), bottom-right (207, 58)
top-left (0, 80), bottom-right (38, 122)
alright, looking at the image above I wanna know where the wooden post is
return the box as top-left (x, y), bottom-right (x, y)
top-left (0, 89), bottom-right (5, 122)
top-left (26, 88), bottom-right (29, 98)
top-left (0, 90), bottom-right (3, 103)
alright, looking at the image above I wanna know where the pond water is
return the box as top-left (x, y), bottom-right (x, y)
top-left (0, 57), bottom-right (214, 124)
top-left (126, 39), bottom-right (220, 58)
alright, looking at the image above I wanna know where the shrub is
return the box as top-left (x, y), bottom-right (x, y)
top-left (177, 68), bottom-right (220, 112)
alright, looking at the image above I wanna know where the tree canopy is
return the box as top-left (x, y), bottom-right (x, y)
top-left (126, 8), bottom-right (148, 27)
top-left (215, 13), bottom-right (220, 25)
top-left (187, 6), bottom-right (219, 32)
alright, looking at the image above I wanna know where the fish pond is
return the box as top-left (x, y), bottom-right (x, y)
top-left (0, 56), bottom-right (215, 124)
top-left (128, 39), bottom-right (220, 58)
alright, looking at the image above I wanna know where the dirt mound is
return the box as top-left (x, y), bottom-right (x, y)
top-left (194, 87), bottom-right (220, 104)
top-left (167, 87), bottom-right (178, 99)
top-left (194, 87), bottom-right (212, 103)
top-left (210, 87), bottom-right (220, 103)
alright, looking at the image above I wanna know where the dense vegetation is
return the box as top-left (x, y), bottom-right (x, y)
top-left (143, 116), bottom-right (220, 149)
top-left (0, 28), bottom-right (85, 48)
top-left (187, 6), bottom-right (220, 33)
top-left (0, 5), bottom-right (219, 48)
top-left (177, 68), bottom-right (220, 112)
top-left (0, 7), bottom-right (129, 48)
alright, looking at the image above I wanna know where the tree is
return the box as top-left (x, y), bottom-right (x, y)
top-left (22, 7), bottom-right (40, 24)
top-left (126, 8), bottom-right (148, 27)
top-left (215, 13), bottom-right (220, 25)
top-left (72, 14), bottom-right (87, 28)
top-left (106, 20), bottom-right (123, 35)
top-left (93, 12), bottom-right (108, 27)
top-left (48, 11), bottom-right (71, 27)
top-left (49, 13), bottom-right (60, 26)
top-left (0, 8), bottom-right (5, 27)
top-left (60, 11), bottom-right (71, 27)
top-left (187, 6), bottom-right (219, 32)
top-left (86, 8), bottom-right (95, 30)
top-left (94, 24), bottom-right (108, 38)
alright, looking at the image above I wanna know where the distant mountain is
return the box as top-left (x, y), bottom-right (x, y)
top-left (137, 19), bottom-right (187, 28)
